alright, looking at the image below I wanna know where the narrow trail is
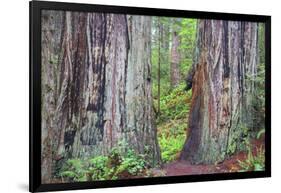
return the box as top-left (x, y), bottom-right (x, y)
top-left (158, 138), bottom-right (264, 176)
top-left (162, 152), bottom-right (246, 176)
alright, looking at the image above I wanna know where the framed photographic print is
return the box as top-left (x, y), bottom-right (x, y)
top-left (29, 0), bottom-right (271, 192)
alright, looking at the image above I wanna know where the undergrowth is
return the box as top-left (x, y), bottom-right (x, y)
top-left (238, 146), bottom-right (265, 172)
top-left (156, 84), bottom-right (192, 163)
top-left (59, 141), bottom-right (149, 182)
top-left (238, 129), bottom-right (265, 172)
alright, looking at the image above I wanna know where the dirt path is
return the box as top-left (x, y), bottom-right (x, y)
top-left (158, 153), bottom-right (244, 176)
top-left (158, 139), bottom-right (264, 176)
top-left (164, 160), bottom-right (214, 176)
top-left (162, 152), bottom-right (246, 176)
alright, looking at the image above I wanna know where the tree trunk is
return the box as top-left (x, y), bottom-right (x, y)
top-left (125, 15), bottom-right (161, 166)
top-left (41, 12), bottom-right (161, 182)
top-left (157, 18), bottom-right (162, 115)
top-left (180, 20), bottom-right (258, 164)
top-left (170, 30), bottom-right (180, 87)
top-left (41, 10), bottom-right (63, 183)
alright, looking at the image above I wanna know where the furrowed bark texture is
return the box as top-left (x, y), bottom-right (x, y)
top-left (41, 11), bottom-right (161, 183)
top-left (126, 16), bottom-right (161, 166)
top-left (41, 10), bottom-right (63, 183)
top-left (180, 20), bottom-right (258, 164)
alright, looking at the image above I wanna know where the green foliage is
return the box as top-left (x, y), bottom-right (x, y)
top-left (88, 156), bottom-right (111, 180)
top-left (178, 19), bottom-right (197, 58)
top-left (151, 17), bottom-right (197, 98)
top-left (226, 140), bottom-right (237, 155)
top-left (159, 131), bottom-right (186, 162)
top-left (60, 159), bottom-right (88, 182)
top-left (150, 17), bottom-right (196, 164)
top-left (178, 19), bottom-right (197, 78)
top-left (238, 146), bottom-right (265, 172)
top-left (59, 142), bottom-right (149, 182)
top-left (257, 128), bottom-right (265, 139)
top-left (157, 84), bottom-right (192, 122)
top-left (155, 84), bottom-right (192, 163)
top-left (116, 149), bottom-right (146, 176)
top-left (237, 126), bottom-right (265, 172)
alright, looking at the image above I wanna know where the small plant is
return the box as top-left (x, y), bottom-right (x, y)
top-left (59, 142), bottom-right (149, 182)
top-left (159, 134), bottom-right (186, 163)
top-left (115, 149), bottom-right (147, 176)
top-left (238, 146), bottom-right (265, 172)
top-left (158, 118), bottom-right (187, 163)
top-left (60, 159), bottom-right (88, 182)
top-left (157, 84), bottom-right (191, 123)
top-left (88, 156), bottom-right (111, 180)
top-left (155, 84), bottom-right (191, 163)
top-left (257, 128), bottom-right (265, 139)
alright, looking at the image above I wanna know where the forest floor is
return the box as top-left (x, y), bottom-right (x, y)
top-left (153, 138), bottom-right (264, 176)
top-left (52, 138), bottom-right (264, 183)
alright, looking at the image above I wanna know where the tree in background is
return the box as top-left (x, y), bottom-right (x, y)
top-left (157, 18), bottom-right (163, 115)
top-left (170, 19), bottom-right (181, 87)
top-left (151, 17), bottom-right (197, 107)
top-left (180, 20), bottom-right (259, 164)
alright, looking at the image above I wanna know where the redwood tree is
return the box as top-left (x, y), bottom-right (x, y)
top-left (41, 10), bottom-right (64, 183)
top-left (41, 11), bottom-right (161, 183)
top-left (180, 20), bottom-right (259, 164)
top-left (125, 16), bottom-right (161, 165)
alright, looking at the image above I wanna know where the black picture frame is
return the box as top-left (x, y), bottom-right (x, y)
top-left (29, 1), bottom-right (271, 192)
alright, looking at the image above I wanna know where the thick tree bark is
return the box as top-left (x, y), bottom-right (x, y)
top-left (41, 10), bottom-right (63, 183)
top-left (41, 11), bottom-right (161, 183)
top-left (126, 16), bottom-right (161, 166)
top-left (180, 20), bottom-right (258, 164)
top-left (170, 30), bottom-right (180, 87)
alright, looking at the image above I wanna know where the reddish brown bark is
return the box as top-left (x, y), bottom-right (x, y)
top-left (180, 20), bottom-right (258, 164)
top-left (41, 11), bottom-right (161, 183)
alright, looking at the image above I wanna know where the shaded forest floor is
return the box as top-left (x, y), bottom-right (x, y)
top-left (152, 138), bottom-right (265, 176)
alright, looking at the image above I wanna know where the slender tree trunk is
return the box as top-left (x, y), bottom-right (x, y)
top-left (170, 30), bottom-right (180, 87)
top-left (41, 12), bottom-right (161, 182)
top-left (162, 20), bottom-right (171, 56)
top-left (180, 20), bottom-right (258, 164)
top-left (157, 18), bottom-right (162, 115)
